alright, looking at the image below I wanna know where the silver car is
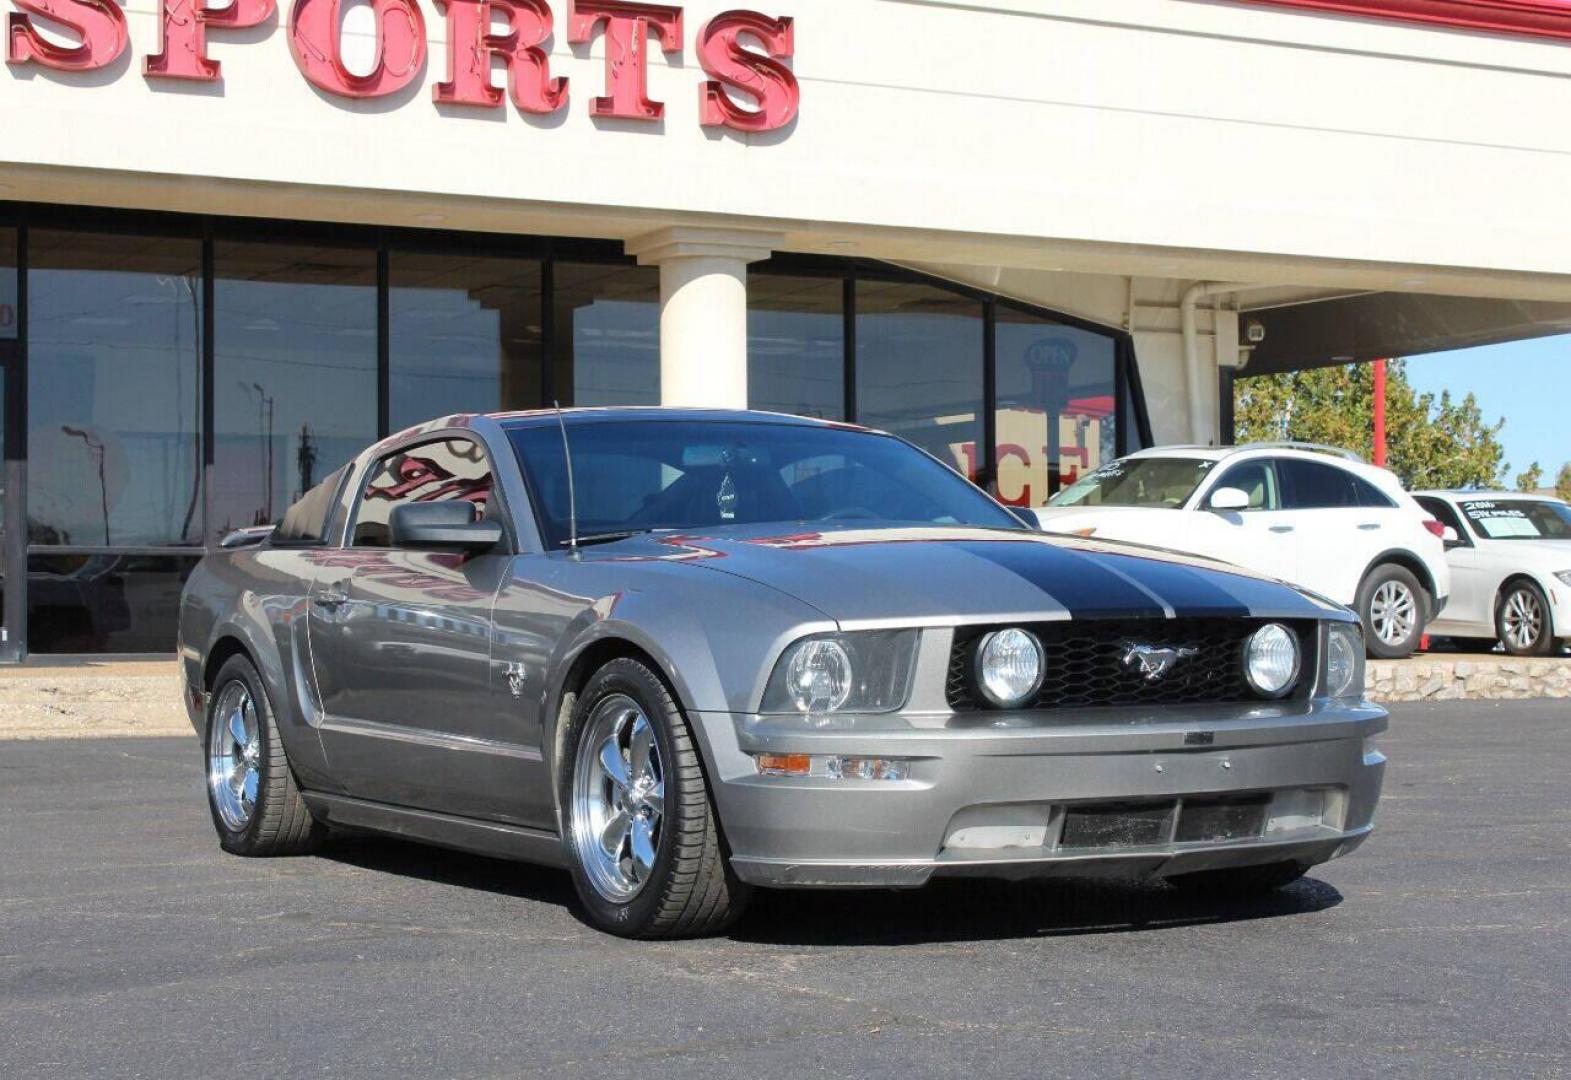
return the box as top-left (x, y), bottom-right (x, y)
top-left (179, 409), bottom-right (1386, 938)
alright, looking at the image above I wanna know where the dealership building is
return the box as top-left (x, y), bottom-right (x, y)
top-left (1, 0), bottom-right (1569, 658)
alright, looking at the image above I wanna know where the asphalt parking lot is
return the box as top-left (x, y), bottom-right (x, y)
top-left (2, 701), bottom-right (1568, 1079)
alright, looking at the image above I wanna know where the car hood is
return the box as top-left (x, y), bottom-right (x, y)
top-left (592, 524), bottom-right (1339, 625)
top-left (1030, 505), bottom-right (1181, 533)
top-left (1475, 539), bottom-right (1571, 566)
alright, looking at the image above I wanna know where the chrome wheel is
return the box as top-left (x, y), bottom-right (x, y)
top-left (571, 694), bottom-right (665, 903)
top-left (207, 680), bottom-right (260, 832)
top-left (1370, 581), bottom-right (1417, 647)
top-left (1502, 588), bottom-right (1545, 652)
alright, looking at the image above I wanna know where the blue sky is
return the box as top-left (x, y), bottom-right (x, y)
top-left (1403, 334), bottom-right (1571, 481)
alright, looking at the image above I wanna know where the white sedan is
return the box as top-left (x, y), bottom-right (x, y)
top-left (1412, 491), bottom-right (1571, 656)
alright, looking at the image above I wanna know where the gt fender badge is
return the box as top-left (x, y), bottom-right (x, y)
top-left (505, 663), bottom-right (527, 699)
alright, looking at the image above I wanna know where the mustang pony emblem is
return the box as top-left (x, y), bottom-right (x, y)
top-left (1120, 642), bottom-right (1200, 682)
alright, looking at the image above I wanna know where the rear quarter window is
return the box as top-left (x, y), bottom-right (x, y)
top-left (272, 465), bottom-right (350, 546)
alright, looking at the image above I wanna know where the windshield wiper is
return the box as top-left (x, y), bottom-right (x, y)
top-left (563, 530), bottom-right (654, 548)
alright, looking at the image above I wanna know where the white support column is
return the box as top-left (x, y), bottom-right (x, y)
top-left (626, 227), bottom-right (784, 409)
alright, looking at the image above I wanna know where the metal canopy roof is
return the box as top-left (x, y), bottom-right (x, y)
top-left (1244, 293), bottom-right (1571, 375)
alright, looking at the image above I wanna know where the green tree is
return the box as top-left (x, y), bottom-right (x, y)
top-left (1235, 360), bottom-right (1507, 490)
top-left (1558, 463), bottom-right (1571, 502)
top-left (1516, 461), bottom-right (1544, 492)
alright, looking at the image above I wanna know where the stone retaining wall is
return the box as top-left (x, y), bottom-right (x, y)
top-left (1366, 656), bottom-right (1571, 703)
top-left (1, 657), bottom-right (1567, 738)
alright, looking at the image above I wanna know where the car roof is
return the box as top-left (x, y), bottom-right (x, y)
top-left (487, 407), bottom-right (867, 432)
top-left (375, 408), bottom-right (878, 449)
top-left (1123, 443), bottom-right (1365, 464)
top-left (1416, 489), bottom-right (1568, 504)
top-left (1117, 443), bottom-right (1415, 495)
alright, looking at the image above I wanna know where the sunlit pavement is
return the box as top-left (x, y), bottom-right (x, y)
top-left (1, 701), bottom-right (1567, 1079)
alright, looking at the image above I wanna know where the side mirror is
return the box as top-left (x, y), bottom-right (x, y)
top-left (390, 501), bottom-right (503, 553)
top-left (1208, 487), bottom-right (1251, 512)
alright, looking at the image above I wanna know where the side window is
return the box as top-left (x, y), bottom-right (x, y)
top-left (1210, 459), bottom-right (1280, 511)
top-left (1280, 458), bottom-right (1361, 510)
top-left (351, 437), bottom-right (495, 548)
top-left (273, 464), bottom-right (350, 546)
top-left (1415, 497), bottom-right (1467, 543)
top-left (1352, 475), bottom-right (1397, 509)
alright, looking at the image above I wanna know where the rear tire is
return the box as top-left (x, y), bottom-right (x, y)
top-left (1167, 860), bottom-right (1309, 896)
top-left (1496, 581), bottom-right (1555, 657)
top-left (1357, 564), bottom-right (1426, 659)
top-left (561, 657), bottom-right (752, 939)
top-left (204, 655), bottom-right (325, 857)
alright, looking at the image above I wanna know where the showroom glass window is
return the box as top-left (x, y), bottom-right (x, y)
top-left (553, 262), bottom-right (660, 407)
top-left (27, 231), bottom-right (204, 547)
top-left (855, 281), bottom-right (984, 480)
top-left (994, 309), bottom-right (1118, 507)
top-left (747, 273), bottom-right (844, 420)
top-left (212, 241), bottom-right (377, 542)
top-left (389, 252), bottom-right (544, 430)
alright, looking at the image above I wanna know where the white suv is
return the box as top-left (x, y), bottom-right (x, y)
top-left (1029, 443), bottom-right (1451, 658)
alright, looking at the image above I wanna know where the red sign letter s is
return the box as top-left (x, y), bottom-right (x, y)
top-left (697, 11), bottom-right (797, 133)
top-left (7, 0), bottom-right (127, 71)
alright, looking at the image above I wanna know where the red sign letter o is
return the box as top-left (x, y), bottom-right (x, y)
top-left (288, 0), bottom-right (427, 98)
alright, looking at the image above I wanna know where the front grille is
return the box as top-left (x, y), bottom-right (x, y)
top-left (946, 618), bottom-right (1316, 711)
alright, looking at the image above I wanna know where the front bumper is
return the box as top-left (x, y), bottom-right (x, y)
top-left (694, 700), bottom-right (1386, 889)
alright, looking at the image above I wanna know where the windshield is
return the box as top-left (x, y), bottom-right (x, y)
top-left (1049, 457), bottom-right (1216, 509)
top-left (1458, 499), bottom-right (1571, 541)
top-left (506, 419), bottom-right (1024, 547)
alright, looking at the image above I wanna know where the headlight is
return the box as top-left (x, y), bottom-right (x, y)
top-left (1243, 623), bottom-right (1300, 698)
top-left (1324, 622), bottom-right (1365, 700)
top-left (976, 627), bottom-right (1045, 708)
top-left (761, 630), bottom-right (919, 717)
top-left (1555, 571), bottom-right (1571, 587)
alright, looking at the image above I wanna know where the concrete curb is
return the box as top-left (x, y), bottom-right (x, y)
top-left (0, 670), bottom-right (191, 740)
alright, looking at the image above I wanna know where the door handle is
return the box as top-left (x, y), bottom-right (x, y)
top-left (1358, 523), bottom-right (1382, 531)
top-left (314, 584), bottom-right (350, 608)
top-left (1269, 525), bottom-right (1295, 534)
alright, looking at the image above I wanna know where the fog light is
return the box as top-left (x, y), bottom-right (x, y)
top-left (753, 753), bottom-right (910, 781)
top-left (1244, 623), bottom-right (1300, 698)
top-left (976, 627), bottom-right (1045, 708)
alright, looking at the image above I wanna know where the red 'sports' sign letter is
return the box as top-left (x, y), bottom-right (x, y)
top-left (435, 0), bottom-right (567, 112)
top-left (288, 0), bottom-right (427, 98)
top-left (697, 10), bottom-right (797, 133)
top-left (146, 0), bottom-right (276, 82)
top-left (8, 0), bottom-right (127, 71)
top-left (567, 0), bottom-right (682, 120)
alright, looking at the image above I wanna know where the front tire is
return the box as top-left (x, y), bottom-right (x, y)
top-left (562, 657), bottom-right (751, 938)
top-left (204, 655), bottom-right (324, 856)
top-left (1358, 564), bottom-right (1426, 659)
top-left (1497, 581), bottom-right (1555, 657)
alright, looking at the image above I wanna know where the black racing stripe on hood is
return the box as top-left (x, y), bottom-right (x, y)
top-left (1094, 552), bottom-right (1253, 618)
top-left (955, 540), bottom-right (1165, 619)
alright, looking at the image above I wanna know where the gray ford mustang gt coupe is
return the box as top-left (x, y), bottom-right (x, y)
top-left (179, 408), bottom-right (1386, 938)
